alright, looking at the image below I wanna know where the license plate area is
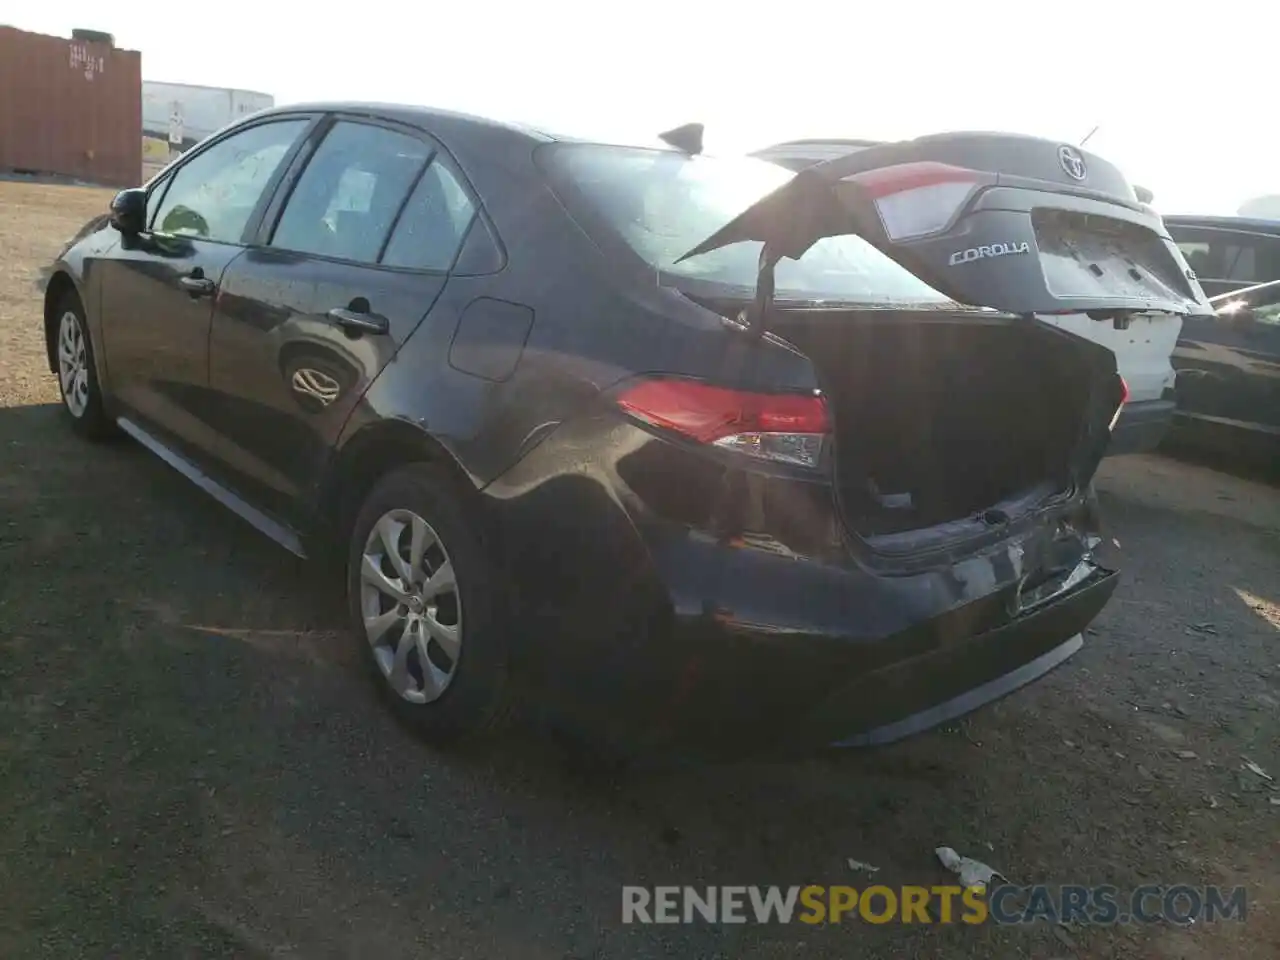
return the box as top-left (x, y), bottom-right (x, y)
top-left (1033, 210), bottom-right (1188, 305)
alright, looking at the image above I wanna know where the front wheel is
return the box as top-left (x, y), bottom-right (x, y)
top-left (346, 463), bottom-right (510, 745)
top-left (53, 295), bottom-right (114, 440)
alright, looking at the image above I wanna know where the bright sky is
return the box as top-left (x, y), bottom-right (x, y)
top-left (13, 0), bottom-right (1277, 214)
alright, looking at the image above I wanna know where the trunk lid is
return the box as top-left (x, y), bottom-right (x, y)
top-left (680, 132), bottom-right (1214, 322)
top-left (761, 306), bottom-right (1121, 554)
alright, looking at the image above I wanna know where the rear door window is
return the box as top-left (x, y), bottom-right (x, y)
top-left (1222, 236), bottom-right (1280, 284)
top-left (270, 121), bottom-right (432, 265)
top-left (1221, 240), bottom-right (1256, 282)
top-left (380, 158), bottom-right (478, 271)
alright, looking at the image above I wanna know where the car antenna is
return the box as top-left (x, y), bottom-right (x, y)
top-left (1079, 124), bottom-right (1100, 146)
top-left (658, 122), bottom-right (704, 155)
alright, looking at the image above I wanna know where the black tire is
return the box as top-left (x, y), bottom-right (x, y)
top-left (51, 292), bottom-right (115, 440)
top-left (346, 463), bottom-right (510, 745)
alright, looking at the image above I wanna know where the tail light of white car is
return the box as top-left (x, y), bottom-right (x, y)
top-left (1110, 376), bottom-right (1130, 432)
top-left (851, 162), bottom-right (992, 242)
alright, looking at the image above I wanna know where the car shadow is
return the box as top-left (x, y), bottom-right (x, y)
top-left (3, 402), bottom-right (1278, 958)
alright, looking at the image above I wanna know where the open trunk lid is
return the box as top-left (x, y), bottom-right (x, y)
top-left (680, 131), bottom-right (1214, 322)
top-left (761, 307), bottom-right (1121, 555)
top-left (671, 133), bottom-right (1161, 551)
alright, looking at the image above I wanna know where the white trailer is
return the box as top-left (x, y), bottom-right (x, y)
top-left (142, 80), bottom-right (274, 149)
top-left (140, 80), bottom-right (274, 180)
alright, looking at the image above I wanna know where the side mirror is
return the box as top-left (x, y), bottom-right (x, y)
top-left (109, 188), bottom-right (148, 235)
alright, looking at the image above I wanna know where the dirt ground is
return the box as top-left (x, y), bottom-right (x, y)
top-left (1, 179), bottom-right (1277, 959)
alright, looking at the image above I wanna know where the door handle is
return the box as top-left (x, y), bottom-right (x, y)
top-left (326, 307), bottom-right (390, 336)
top-left (179, 275), bottom-right (215, 297)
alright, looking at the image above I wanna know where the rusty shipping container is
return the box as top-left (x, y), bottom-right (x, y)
top-left (0, 26), bottom-right (142, 187)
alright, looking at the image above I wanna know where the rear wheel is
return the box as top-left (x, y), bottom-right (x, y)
top-left (53, 294), bottom-right (114, 440)
top-left (346, 463), bottom-right (510, 745)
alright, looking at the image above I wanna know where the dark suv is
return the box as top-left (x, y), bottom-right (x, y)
top-left (44, 109), bottom-right (1212, 760)
top-left (1162, 216), bottom-right (1280, 463)
top-left (1164, 215), bottom-right (1280, 297)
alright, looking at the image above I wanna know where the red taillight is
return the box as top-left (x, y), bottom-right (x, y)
top-left (615, 378), bottom-right (829, 468)
top-left (850, 161), bottom-right (986, 242)
top-left (1109, 375), bottom-right (1129, 432)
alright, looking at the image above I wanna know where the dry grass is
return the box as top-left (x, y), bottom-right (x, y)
top-left (0, 182), bottom-right (111, 409)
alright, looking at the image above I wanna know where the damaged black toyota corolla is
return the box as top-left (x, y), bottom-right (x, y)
top-left (43, 107), bottom-right (1213, 760)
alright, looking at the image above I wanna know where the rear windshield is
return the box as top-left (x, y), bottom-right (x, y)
top-left (538, 143), bottom-right (951, 305)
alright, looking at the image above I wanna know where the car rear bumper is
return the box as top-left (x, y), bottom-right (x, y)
top-left (527, 547), bottom-right (1117, 762)
top-left (633, 558), bottom-right (1118, 759)
top-left (824, 565), bottom-right (1117, 746)
top-left (1106, 398), bottom-right (1176, 456)
top-left (490, 418), bottom-right (1118, 759)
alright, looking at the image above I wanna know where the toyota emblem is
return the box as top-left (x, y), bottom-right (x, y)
top-left (1058, 145), bottom-right (1087, 181)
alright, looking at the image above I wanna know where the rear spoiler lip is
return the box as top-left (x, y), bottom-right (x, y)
top-left (974, 172), bottom-right (1148, 216)
top-left (970, 183), bottom-right (1166, 232)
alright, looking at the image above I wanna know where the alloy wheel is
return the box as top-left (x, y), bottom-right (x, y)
top-left (359, 508), bottom-right (462, 703)
top-left (57, 310), bottom-right (90, 418)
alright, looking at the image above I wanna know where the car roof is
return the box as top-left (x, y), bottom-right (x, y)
top-left (245, 101), bottom-right (692, 154)
top-left (1162, 214), bottom-right (1280, 235)
top-left (758, 138), bottom-right (886, 150)
top-left (251, 101), bottom-right (557, 143)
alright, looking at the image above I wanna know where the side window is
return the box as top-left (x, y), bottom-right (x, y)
top-left (151, 120), bottom-right (307, 242)
top-left (1176, 240), bottom-right (1215, 278)
top-left (270, 121), bottom-right (431, 264)
top-left (1221, 242), bottom-right (1258, 283)
top-left (1222, 236), bottom-right (1280, 285)
top-left (1172, 227), bottom-right (1223, 279)
top-left (381, 158), bottom-right (478, 271)
top-left (1173, 227), bottom-right (1280, 285)
top-left (1260, 238), bottom-right (1280, 284)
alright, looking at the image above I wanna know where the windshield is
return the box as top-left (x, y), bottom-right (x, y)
top-left (539, 143), bottom-right (951, 305)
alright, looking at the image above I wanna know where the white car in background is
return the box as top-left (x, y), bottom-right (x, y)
top-left (753, 138), bottom-right (1182, 456)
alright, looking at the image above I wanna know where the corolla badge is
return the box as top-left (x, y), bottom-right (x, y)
top-left (290, 367), bottom-right (341, 407)
top-left (948, 241), bottom-right (1031, 266)
top-left (1058, 145), bottom-right (1087, 181)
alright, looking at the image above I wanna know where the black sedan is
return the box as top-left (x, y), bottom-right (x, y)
top-left (43, 107), bottom-right (1213, 760)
